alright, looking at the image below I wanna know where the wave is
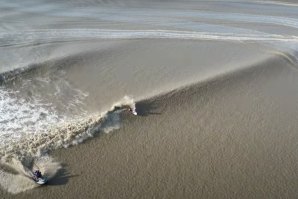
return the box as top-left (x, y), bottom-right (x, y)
top-left (135, 52), bottom-right (298, 110)
top-left (1, 29), bottom-right (298, 48)
top-left (0, 52), bottom-right (295, 163)
top-left (0, 28), bottom-right (296, 87)
top-left (0, 95), bottom-right (136, 160)
top-left (0, 50), bottom-right (296, 194)
top-left (0, 51), bottom-right (86, 85)
top-left (0, 94), bottom-right (136, 194)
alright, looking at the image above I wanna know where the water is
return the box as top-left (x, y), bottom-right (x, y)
top-left (0, 0), bottom-right (298, 196)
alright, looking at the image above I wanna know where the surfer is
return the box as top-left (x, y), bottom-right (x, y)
top-left (113, 105), bottom-right (137, 115)
top-left (129, 107), bottom-right (138, 115)
top-left (32, 169), bottom-right (47, 185)
top-left (33, 170), bottom-right (42, 179)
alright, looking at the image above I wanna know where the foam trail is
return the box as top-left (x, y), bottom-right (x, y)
top-left (1, 29), bottom-right (298, 47)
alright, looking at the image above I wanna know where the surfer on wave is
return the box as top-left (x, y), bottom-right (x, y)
top-left (32, 169), bottom-right (47, 185)
top-left (113, 105), bottom-right (137, 115)
top-left (128, 107), bottom-right (138, 115)
top-left (33, 170), bottom-right (42, 179)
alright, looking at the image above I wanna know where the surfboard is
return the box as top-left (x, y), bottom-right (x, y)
top-left (32, 177), bottom-right (47, 185)
top-left (132, 109), bottom-right (138, 115)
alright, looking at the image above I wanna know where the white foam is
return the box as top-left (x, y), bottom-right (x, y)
top-left (0, 92), bottom-right (136, 193)
top-left (0, 89), bottom-right (62, 145)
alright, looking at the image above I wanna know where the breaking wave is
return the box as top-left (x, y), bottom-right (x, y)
top-left (0, 87), bottom-right (136, 194)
